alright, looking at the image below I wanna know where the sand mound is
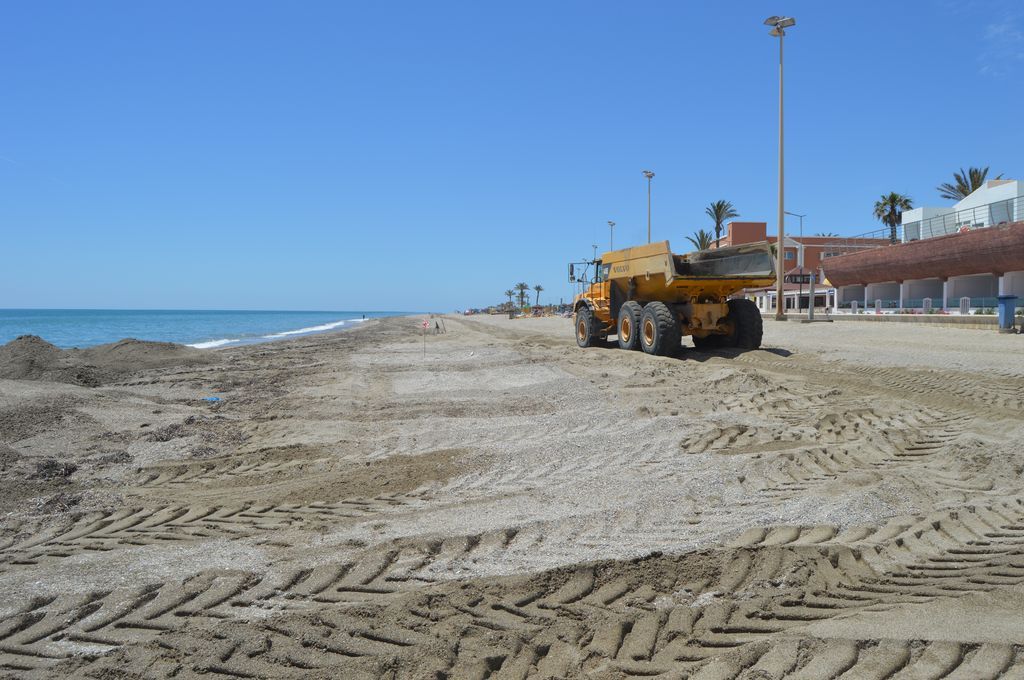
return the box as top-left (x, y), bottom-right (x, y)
top-left (77, 338), bottom-right (212, 375)
top-left (0, 335), bottom-right (79, 382)
top-left (0, 335), bottom-right (213, 386)
top-left (0, 335), bottom-right (102, 385)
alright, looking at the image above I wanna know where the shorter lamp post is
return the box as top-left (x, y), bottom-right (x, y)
top-left (608, 220), bottom-right (616, 251)
top-left (642, 170), bottom-right (655, 243)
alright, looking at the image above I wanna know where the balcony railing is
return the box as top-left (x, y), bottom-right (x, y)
top-left (902, 195), bottom-right (1021, 241)
top-left (819, 226), bottom-right (893, 253)
top-left (820, 195), bottom-right (1021, 258)
top-left (837, 297), bottom-right (1001, 310)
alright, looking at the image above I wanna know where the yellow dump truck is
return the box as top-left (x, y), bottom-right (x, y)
top-left (568, 240), bottom-right (775, 354)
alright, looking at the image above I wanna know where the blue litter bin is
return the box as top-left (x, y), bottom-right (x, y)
top-left (997, 295), bottom-right (1018, 333)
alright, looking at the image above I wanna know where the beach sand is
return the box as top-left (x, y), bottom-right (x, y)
top-left (1, 315), bottom-right (1023, 678)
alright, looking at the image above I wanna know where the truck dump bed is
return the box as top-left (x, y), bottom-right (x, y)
top-left (672, 243), bottom-right (776, 279)
top-left (600, 240), bottom-right (775, 293)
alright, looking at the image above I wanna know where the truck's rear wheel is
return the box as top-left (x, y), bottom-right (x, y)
top-left (639, 302), bottom-right (680, 356)
top-left (726, 298), bottom-right (763, 349)
top-left (617, 301), bottom-right (643, 351)
top-left (575, 306), bottom-right (602, 348)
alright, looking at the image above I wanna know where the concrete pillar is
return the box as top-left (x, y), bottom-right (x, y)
top-left (863, 285), bottom-right (870, 310)
top-left (832, 290), bottom-right (839, 314)
top-left (898, 281), bottom-right (905, 309)
top-left (941, 278), bottom-right (949, 311)
top-left (998, 274), bottom-right (1006, 296)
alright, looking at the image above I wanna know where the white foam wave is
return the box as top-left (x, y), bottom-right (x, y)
top-left (188, 338), bottom-right (240, 349)
top-left (262, 319), bottom-right (350, 339)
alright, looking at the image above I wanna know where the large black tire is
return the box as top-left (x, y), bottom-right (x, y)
top-left (575, 306), bottom-right (603, 348)
top-left (726, 298), bottom-right (763, 349)
top-left (639, 302), bottom-right (680, 356)
top-left (617, 301), bottom-right (643, 351)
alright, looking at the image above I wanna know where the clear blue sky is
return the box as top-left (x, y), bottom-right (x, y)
top-left (2, 1), bottom-right (1021, 311)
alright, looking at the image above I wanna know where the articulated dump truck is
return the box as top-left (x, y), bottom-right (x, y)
top-left (569, 240), bottom-right (776, 355)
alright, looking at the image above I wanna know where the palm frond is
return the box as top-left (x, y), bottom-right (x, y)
top-left (686, 228), bottom-right (714, 250)
top-left (936, 166), bottom-right (1000, 201)
top-left (706, 200), bottom-right (739, 247)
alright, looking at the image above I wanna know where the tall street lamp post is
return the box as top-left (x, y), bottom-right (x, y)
top-left (608, 220), bottom-right (616, 251)
top-left (766, 15), bottom-right (795, 320)
top-left (642, 170), bottom-right (655, 243)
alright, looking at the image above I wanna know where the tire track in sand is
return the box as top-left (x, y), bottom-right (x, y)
top-left (4, 499), bottom-right (1024, 677)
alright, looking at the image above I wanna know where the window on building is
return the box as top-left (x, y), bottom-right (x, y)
top-left (822, 252), bottom-right (842, 259)
top-left (903, 221), bottom-right (921, 241)
top-left (784, 251), bottom-right (794, 260)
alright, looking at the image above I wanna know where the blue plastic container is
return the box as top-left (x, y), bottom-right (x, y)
top-left (997, 295), bottom-right (1018, 332)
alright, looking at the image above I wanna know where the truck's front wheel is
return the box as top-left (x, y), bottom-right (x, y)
top-left (639, 302), bottom-right (680, 356)
top-left (575, 306), bottom-right (602, 348)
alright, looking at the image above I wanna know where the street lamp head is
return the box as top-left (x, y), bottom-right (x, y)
top-left (642, 170), bottom-right (655, 180)
top-left (765, 15), bottom-right (795, 35)
top-left (608, 220), bottom-right (616, 227)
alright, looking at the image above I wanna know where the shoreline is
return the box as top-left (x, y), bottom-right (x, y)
top-left (0, 310), bottom-right (419, 351)
top-left (192, 315), bottom-right (371, 349)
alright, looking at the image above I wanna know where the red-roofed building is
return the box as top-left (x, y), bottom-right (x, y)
top-left (715, 222), bottom-right (888, 313)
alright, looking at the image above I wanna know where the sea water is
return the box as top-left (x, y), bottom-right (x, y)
top-left (0, 309), bottom-right (407, 349)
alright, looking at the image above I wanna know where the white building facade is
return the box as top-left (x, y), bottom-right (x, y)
top-left (822, 181), bottom-right (1024, 314)
top-left (902, 179), bottom-right (1023, 242)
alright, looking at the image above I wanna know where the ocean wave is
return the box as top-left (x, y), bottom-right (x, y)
top-left (262, 319), bottom-right (351, 339)
top-left (188, 338), bottom-right (240, 349)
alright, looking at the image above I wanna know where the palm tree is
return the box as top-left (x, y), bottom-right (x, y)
top-left (705, 200), bottom-right (739, 248)
top-left (815, 232), bottom-right (838, 237)
top-left (514, 282), bottom-right (529, 308)
top-left (686, 228), bottom-right (714, 250)
top-left (937, 167), bottom-right (1002, 201)
top-left (533, 284), bottom-right (544, 306)
top-left (504, 289), bottom-right (514, 308)
top-left (873, 192), bottom-right (913, 244)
